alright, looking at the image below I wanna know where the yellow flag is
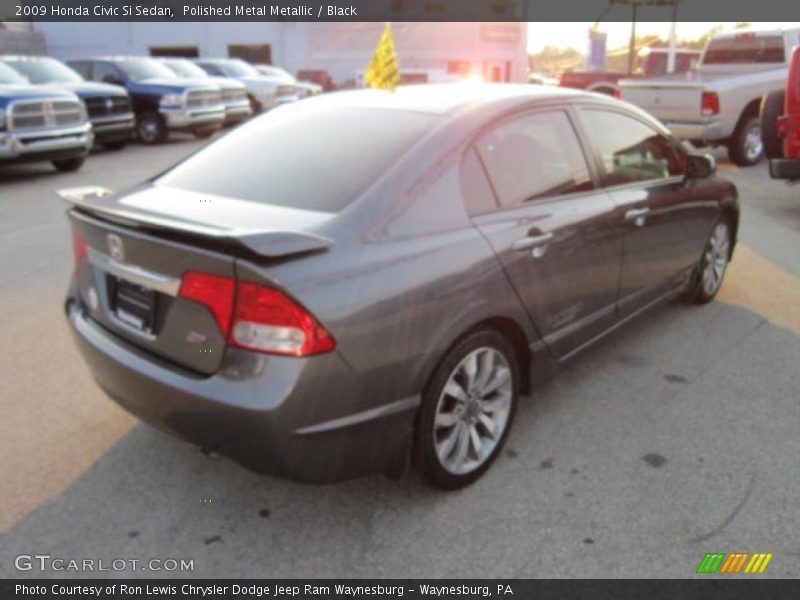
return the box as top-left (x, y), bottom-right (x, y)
top-left (365, 24), bottom-right (399, 91)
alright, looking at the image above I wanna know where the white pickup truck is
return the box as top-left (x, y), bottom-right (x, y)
top-left (619, 27), bottom-right (800, 166)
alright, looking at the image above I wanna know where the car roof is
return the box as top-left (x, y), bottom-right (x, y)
top-left (301, 83), bottom-right (593, 115)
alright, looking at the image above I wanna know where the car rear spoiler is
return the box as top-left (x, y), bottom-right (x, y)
top-left (58, 186), bottom-right (334, 259)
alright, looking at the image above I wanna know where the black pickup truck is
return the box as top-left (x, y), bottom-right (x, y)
top-left (68, 57), bottom-right (225, 144)
top-left (2, 55), bottom-right (134, 151)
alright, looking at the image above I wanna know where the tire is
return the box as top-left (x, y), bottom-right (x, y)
top-left (414, 329), bottom-right (519, 490)
top-left (101, 141), bottom-right (127, 151)
top-left (192, 129), bottom-right (214, 139)
top-left (51, 156), bottom-right (85, 172)
top-left (727, 115), bottom-right (764, 166)
top-left (760, 90), bottom-right (786, 160)
top-left (686, 219), bottom-right (732, 304)
top-left (136, 112), bottom-right (167, 144)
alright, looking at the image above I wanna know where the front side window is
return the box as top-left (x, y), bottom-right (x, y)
top-left (93, 62), bottom-right (123, 83)
top-left (475, 110), bottom-right (593, 208)
top-left (579, 109), bottom-right (685, 186)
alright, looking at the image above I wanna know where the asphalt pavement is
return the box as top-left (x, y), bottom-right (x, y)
top-left (0, 136), bottom-right (798, 579)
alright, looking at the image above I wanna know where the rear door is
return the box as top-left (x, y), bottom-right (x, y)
top-left (468, 108), bottom-right (622, 360)
top-left (576, 106), bottom-right (719, 313)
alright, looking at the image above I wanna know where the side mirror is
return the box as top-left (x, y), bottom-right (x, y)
top-left (686, 153), bottom-right (716, 179)
top-left (102, 74), bottom-right (123, 86)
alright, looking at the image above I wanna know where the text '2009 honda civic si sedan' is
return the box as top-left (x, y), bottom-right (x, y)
top-left (63, 84), bottom-right (738, 489)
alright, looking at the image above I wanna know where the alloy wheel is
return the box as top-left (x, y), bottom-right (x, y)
top-left (433, 347), bottom-right (512, 475)
top-left (702, 223), bottom-right (730, 296)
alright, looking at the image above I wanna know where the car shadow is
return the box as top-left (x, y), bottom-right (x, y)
top-left (1, 298), bottom-right (798, 578)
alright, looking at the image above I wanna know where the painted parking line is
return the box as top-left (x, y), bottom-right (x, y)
top-left (719, 244), bottom-right (800, 335)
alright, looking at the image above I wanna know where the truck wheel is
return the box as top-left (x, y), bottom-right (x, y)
top-left (727, 116), bottom-right (763, 166)
top-left (192, 129), bottom-right (214, 139)
top-left (52, 157), bottom-right (86, 172)
top-left (136, 112), bottom-right (167, 144)
top-left (760, 90), bottom-right (786, 160)
top-left (101, 141), bottom-right (127, 151)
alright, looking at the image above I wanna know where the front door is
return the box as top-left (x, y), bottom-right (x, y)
top-left (469, 109), bottom-right (623, 360)
top-left (576, 108), bottom-right (719, 314)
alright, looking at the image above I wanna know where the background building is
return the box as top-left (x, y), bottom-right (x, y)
top-left (32, 22), bottom-right (528, 86)
top-left (0, 22), bottom-right (46, 54)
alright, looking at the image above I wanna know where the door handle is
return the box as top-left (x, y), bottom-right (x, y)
top-left (512, 232), bottom-right (554, 258)
top-left (625, 207), bottom-right (650, 226)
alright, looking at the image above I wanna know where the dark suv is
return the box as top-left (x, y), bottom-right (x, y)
top-left (2, 55), bottom-right (134, 151)
top-left (68, 57), bottom-right (225, 144)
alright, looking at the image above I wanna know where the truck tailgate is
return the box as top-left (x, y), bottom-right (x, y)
top-left (620, 82), bottom-right (705, 122)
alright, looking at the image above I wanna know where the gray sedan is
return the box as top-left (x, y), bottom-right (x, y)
top-left (62, 85), bottom-right (738, 489)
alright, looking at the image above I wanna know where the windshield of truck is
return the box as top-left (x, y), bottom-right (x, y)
top-left (4, 58), bottom-right (84, 84)
top-left (117, 59), bottom-right (178, 81)
top-left (704, 34), bottom-right (785, 64)
top-left (162, 60), bottom-right (209, 79)
top-left (0, 62), bottom-right (28, 84)
top-left (218, 60), bottom-right (260, 78)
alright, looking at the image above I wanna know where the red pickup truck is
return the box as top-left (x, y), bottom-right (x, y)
top-left (559, 48), bottom-right (700, 96)
top-left (761, 45), bottom-right (800, 180)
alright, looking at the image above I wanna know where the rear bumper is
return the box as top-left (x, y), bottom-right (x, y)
top-left (0, 123), bottom-right (92, 162)
top-left (769, 158), bottom-right (800, 181)
top-left (66, 299), bottom-right (416, 483)
top-left (663, 120), bottom-right (725, 144)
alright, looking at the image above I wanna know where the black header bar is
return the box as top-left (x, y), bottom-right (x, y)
top-left (1, 0), bottom-right (800, 22)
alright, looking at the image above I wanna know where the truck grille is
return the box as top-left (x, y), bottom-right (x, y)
top-left (221, 88), bottom-right (247, 104)
top-left (84, 96), bottom-right (131, 118)
top-left (186, 89), bottom-right (222, 108)
top-left (9, 99), bottom-right (84, 131)
top-left (276, 84), bottom-right (296, 98)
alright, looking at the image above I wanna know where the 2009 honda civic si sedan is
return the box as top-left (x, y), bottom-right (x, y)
top-left (63, 84), bottom-right (738, 489)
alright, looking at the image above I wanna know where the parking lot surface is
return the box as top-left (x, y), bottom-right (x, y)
top-left (0, 136), bottom-right (798, 578)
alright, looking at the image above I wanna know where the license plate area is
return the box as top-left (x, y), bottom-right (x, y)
top-left (108, 276), bottom-right (159, 335)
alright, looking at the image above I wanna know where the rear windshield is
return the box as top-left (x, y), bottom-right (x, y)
top-left (157, 104), bottom-right (439, 212)
top-left (704, 34), bottom-right (785, 64)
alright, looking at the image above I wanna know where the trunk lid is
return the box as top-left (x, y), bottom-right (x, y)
top-left (66, 185), bottom-right (335, 375)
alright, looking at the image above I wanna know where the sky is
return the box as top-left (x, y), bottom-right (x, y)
top-left (527, 22), bottom-right (797, 53)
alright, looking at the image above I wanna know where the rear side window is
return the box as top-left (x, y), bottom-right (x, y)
top-left (579, 109), bottom-right (686, 186)
top-left (704, 34), bottom-right (785, 64)
top-left (158, 105), bottom-right (439, 212)
top-left (475, 110), bottom-right (593, 208)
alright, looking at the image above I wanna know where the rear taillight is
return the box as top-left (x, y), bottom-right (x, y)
top-left (179, 272), bottom-right (235, 336)
top-left (178, 272), bottom-right (335, 357)
top-left (230, 282), bottom-right (335, 357)
top-left (72, 230), bottom-right (87, 275)
top-left (701, 91), bottom-right (720, 116)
